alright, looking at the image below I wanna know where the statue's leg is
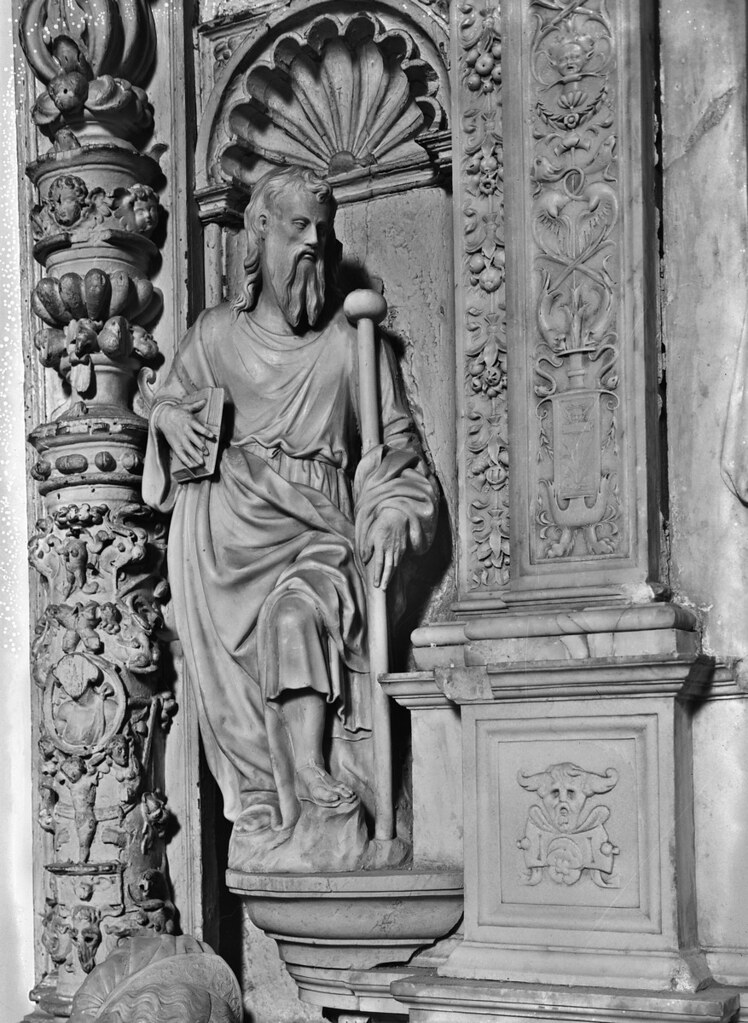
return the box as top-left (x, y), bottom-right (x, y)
top-left (281, 691), bottom-right (356, 806)
top-left (267, 592), bottom-right (356, 807)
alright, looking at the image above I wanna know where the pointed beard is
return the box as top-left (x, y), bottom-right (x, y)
top-left (271, 252), bottom-right (326, 329)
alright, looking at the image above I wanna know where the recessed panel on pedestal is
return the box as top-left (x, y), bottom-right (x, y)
top-left (441, 695), bottom-right (706, 991)
top-left (475, 713), bottom-right (657, 935)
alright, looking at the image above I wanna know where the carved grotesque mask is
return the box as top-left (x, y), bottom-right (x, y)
top-left (70, 906), bottom-right (101, 974)
top-left (540, 766), bottom-right (588, 831)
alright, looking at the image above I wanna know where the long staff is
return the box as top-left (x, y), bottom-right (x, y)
top-left (344, 289), bottom-right (394, 842)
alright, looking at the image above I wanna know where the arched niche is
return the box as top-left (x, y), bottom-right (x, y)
top-left (194, 0), bottom-right (456, 635)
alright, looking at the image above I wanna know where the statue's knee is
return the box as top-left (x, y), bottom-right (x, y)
top-left (271, 593), bottom-right (317, 634)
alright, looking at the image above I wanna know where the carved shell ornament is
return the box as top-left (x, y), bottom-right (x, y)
top-left (221, 14), bottom-right (447, 186)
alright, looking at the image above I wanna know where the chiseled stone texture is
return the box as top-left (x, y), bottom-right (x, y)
top-left (660, 0), bottom-right (748, 985)
top-left (242, 906), bottom-right (323, 1023)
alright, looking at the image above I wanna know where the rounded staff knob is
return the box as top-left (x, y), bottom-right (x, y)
top-left (344, 289), bottom-right (388, 326)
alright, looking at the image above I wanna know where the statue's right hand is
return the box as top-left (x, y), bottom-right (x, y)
top-left (158, 398), bottom-right (215, 467)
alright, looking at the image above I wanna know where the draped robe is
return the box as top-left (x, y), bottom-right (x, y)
top-left (143, 303), bottom-right (437, 831)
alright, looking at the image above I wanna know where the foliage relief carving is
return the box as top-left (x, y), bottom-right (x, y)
top-left (529, 0), bottom-right (622, 561)
top-left (458, 0), bottom-right (509, 589)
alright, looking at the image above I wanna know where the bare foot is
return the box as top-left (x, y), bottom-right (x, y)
top-left (295, 760), bottom-right (356, 807)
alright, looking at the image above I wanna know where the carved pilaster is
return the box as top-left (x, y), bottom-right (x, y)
top-left (17, 1), bottom-right (175, 1018)
top-left (502, 0), bottom-right (660, 604)
top-left (452, 0), bottom-right (510, 606)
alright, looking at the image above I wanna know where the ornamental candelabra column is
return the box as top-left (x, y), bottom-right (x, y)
top-left (17, 3), bottom-right (177, 1019)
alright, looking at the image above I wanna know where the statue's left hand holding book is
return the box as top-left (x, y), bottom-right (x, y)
top-left (170, 387), bottom-right (226, 483)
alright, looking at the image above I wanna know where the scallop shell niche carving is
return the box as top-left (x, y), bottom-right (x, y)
top-left (220, 14), bottom-right (447, 185)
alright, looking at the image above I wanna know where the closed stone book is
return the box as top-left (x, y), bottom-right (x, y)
top-left (170, 387), bottom-right (225, 483)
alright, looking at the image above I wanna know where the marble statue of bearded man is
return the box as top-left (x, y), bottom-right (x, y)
top-left (143, 166), bottom-right (437, 871)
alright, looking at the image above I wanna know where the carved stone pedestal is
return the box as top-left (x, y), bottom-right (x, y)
top-left (403, 607), bottom-right (711, 994)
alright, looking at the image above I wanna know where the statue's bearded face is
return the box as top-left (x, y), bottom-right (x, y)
top-left (260, 188), bottom-right (333, 329)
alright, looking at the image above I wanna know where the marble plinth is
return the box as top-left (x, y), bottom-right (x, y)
top-left (390, 975), bottom-right (740, 1023)
top-left (402, 605), bottom-right (713, 994)
top-left (439, 687), bottom-right (708, 992)
top-left (411, 605), bottom-right (699, 671)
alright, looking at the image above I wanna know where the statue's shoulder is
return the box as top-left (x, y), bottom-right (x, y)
top-left (198, 301), bottom-right (235, 333)
top-left (183, 302), bottom-right (235, 350)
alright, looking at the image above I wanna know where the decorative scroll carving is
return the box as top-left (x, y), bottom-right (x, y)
top-left (220, 12), bottom-right (447, 187)
top-left (31, 499), bottom-right (176, 988)
top-left (528, 2), bottom-right (622, 562)
top-left (516, 762), bottom-right (620, 887)
top-left (456, 0), bottom-right (510, 591)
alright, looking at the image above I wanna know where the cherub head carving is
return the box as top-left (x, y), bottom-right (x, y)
top-left (547, 20), bottom-right (596, 82)
top-left (48, 174), bottom-right (88, 227)
top-left (115, 184), bottom-right (159, 236)
top-left (517, 762), bottom-right (618, 832)
top-left (233, 166), bottom-right (342, 330)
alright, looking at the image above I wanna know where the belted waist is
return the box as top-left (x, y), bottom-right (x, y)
top-left (233, 439), bottom-right (353, 518)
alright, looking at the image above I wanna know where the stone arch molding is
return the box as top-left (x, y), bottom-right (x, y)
top-left (196, 1), bottom-right (450, 212)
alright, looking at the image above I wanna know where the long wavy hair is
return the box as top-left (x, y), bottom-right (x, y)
top-left (232, 165), bottom-right (342, 315)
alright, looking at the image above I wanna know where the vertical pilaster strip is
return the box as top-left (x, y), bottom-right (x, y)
top-left (502, 0), bottom-right (659, 605)
top-left (16, 2), bottom-right (179, 1016)
top-left (453, 0), bottom-right (510, 609)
